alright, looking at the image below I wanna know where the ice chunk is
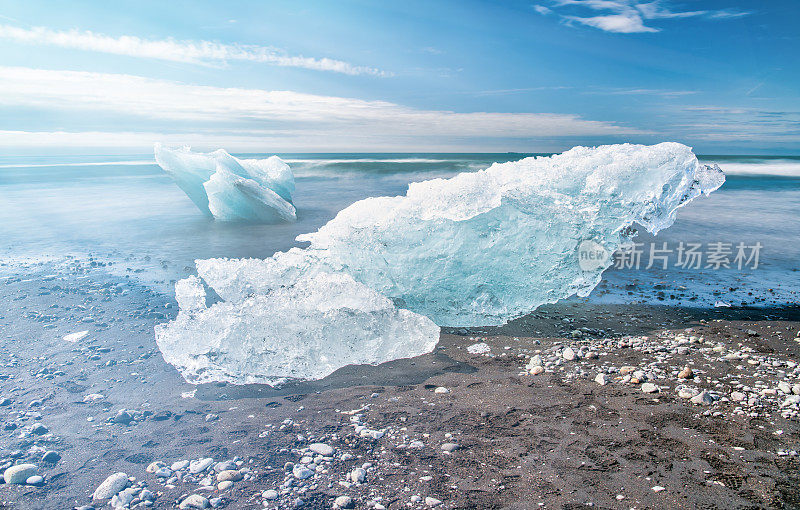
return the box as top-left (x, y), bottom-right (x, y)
top-left (157, 143), bottom-right (724, 384)
top-left (153, 144), bottom-right (296, 222)
top-left (155, 270), bottom-right (439, 385)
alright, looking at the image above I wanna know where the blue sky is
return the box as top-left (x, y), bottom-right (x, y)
top-left (0, 0), bottom-right (797, 153)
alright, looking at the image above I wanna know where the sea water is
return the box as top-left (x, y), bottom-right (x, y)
top-left (1, 152), bottom-right (798, 309)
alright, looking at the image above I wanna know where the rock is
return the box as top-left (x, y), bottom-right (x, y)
top-left (678, 387), bottom-right (698, 399)
top-left (425, 497), bottom-right (442, 507)
top-left (350, 467), bottom-right (366, 483)
top-left (214, 460), bottom-right (236, 472)
top-left (309, 443), bottom-right (334, 456)
top-left (111, 488), bottom-right (137, 508)
top-left (180, 494), bottom-right (210, 509)
top-left (140, 489), bottom-right (155, 501)
top-left (434, 387), bottom-right (450, 394)
top-left (466, 342), bottom-right (491, 355)
top-left (730, 391), bottom-right (746, 402)
top-left (30, 423), bottom-right (49, 435)
top-left (4, 464), bottom-right (38, 485)
top-left (216, 470), bottom-right (242, 482)
top-left (594, 373), bottom-right (609, 385)
top-left (690, 391), bottom-right (714, 406)
top-left (93, 472), bottom-right (128, 499)
top-left (334, 495), bottom-right (354, 508)
top-left (677, 366), bottom-right (693, 379)
top-left (641, 383), bottom-right (659, 394)
top-left (171, 460), bottom-right (190, 471)
top-left (620, 366), bottom-right (636, 375)
top-left (146, 461), bottom-right (166, 473)
top-left (652, 485), bottom-right (665, 492)
top-left (112, 410), bottom-right (133, 425)
top-left (217, 480), bottom-right (233, 491)
top-left (530, 366), bottom-right (544, 375)
top-left (293, 465), bottom-right (314, 480)
top-left (441, 443), bottom-right (459, 452)
top-left (189, 458), bottom-right (214, 474)
top-left (778, 381), bottom-right (792, 394)
top-left (263, 489), bottom-right (279, 500)
top-left (41, 451), bottom-right (61, 463)
top-left (562, 347), bottom-right (576, 361)
top-left (25, 475), bottom-right (44, 486)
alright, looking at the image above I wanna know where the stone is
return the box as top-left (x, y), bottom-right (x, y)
top-left (171, 460), bottom-right (190, 471)
top-left (677, 366), bottom-right (693, 379)
top-left (530, 366), bottom-right (544, 375)
top-left (441, 443), bottom-right (459, 452)
top-left (217, 480), bottom-right (233, 491)
top-left (562, 347), bottom-right (576, 361)
top-left (216, 470), bottom-right (242, 482)
top-left (293, 465), bottom-right (314, 480)
top-left (641, 383), bottom-right (659, 394)
top-left (263, 489), bottom-right (279, 500)
top-left (309, 443), bottom-right (334, 456)
top-left (190, 458), bottom-right (214, 474)
top-left (26, 475), bottom-right (44, 486)
top-left (93, 472), bottom-right (129, 499)
top-left (594, 373), bottom-right (609, 385)
top-left (434, 387), bottom-right (450, 394)
top-left (334, 495), bottom-right (354, 508)
top-left (425, 497), bottom-right (442, 507)
top-left (350, 467), bottom-right (366, 483)
top-left (41, 451), bottom-right (60, 463)
top-left (3, 464), bottom-right (37, 485)
top-left (691, 391), bottom-right (714, 406)
top-left (180, 494), bottom-right (210, 509)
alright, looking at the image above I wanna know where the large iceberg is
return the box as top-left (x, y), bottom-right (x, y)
top-left (156, 142), bottom-right (724, 384)
top-left (154, 144), bottom-right (296, 222)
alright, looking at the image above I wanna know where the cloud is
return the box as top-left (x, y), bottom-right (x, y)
top-left (533, 5), bottom-right (553, 15)
top-left (0, 24), bottom-right (388, 76)
top-left (549, 0), bottom-right (751, 33)
top-left (566, 13), bottom-right (659, 33)
top-left (0, 66), bottom-right (644, 145)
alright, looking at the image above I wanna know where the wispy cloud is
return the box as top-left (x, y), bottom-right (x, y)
top-left (538, 1), bottom-right (751, 33)
top-left (0, 66), bottom-right (645, 149)
top-left (583, 87), bottom-right (696, 97)
top-left (0, 24), bottom-right (388, 76)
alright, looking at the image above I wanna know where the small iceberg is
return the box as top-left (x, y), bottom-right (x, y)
top-left (156, 142), bottom-right (725, 385)
top-left (154, 144), bottom-right (296, 222)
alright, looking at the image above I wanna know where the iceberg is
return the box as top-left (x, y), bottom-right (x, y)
top-left (155, 271), bottom-right (439, 385)
top-left (153, 144), bottom-right (296, 222)
top-left (156, 142), bottom-right (724, 384)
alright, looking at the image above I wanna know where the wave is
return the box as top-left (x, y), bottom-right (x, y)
top-left (699, 160), bottom-right (800, 177)
top-left (0, 160), bottom-right (154, 169)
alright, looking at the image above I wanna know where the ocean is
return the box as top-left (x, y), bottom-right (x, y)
top-left (1, 152), bottom-right (798, 309)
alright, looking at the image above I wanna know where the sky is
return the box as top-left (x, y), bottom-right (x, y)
top-left (0, 0), bottom-right (797, 154)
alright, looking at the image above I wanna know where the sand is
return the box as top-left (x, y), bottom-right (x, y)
top-left (0, 259), bottom-right (798, 509)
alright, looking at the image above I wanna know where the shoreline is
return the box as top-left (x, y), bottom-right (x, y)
top-left (0, 260), bottom-right (798, 509)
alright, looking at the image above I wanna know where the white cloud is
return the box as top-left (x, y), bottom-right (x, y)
top-left (533, 5), bottom-right (553, 15)
top-left (567, 13), bottom-right (659, 33)
top-left (0, 24), bottom-right (387, 76)
top-left (0, 66), bottom-right (643, 145)
top-left (551, 0), bottom-right (751, 33)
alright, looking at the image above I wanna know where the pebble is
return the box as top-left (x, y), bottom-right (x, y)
top-left (594, 373), bottom-right (609, 385)
top-left (26, 475), bottom-right (44, 486)
top-left (562, 347), bottom-right (576, 361)
top-left (678, 366), bottom-right (693, 379)
top-left (441, 443), bottom-right (460, 452)
top-left (691, 391), bottom-right (714, 406)
top-left (263, 489), bottom-right (279, 500)
top-left (216, 470), bottom-right (243, 482)
top-left (217, 480), bottom-right (233, 491)
top-left (309, 443), bottom-right (334, 456)
top-left (425, 496), bottom-right (442, 507)
top-left (293, 465), bottom-right (314, 480)
top-left (190, 458), bottom-right (214, 474)
top-left (180, 494), bottom-right (210, 509)
top-left (434, 387), bottom-right (450, 394)
top-left (350, 467), bottom-right (366, 483)
top-left (334, 495), bottom-right (354, 508)
top-left (4, 463), bottom-right (37, 484)
top-left (530, 365), bottom-right (544, 375)
top-left (641, 383), bottom-right (659, 394)
top-left (93, 472), bottom-right (128, 499)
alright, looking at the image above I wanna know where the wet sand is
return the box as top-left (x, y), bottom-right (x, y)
top-left (1, 259), bottom-right (799, 509)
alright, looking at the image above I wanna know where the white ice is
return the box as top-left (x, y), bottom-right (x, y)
top-left (156, 143), bottom-right (724, 384)
top-left (154, 144), bottom-right (296, 222)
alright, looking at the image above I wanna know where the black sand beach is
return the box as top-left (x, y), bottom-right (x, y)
top-left (1, 259), bottom-right (799, 509)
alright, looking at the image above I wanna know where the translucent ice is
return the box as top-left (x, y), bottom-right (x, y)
top-left (155, 271), bottom-right (439, 385)
top-left (157, 143), bottom-right (724, 384)
top-left (154, 144), bottom-right (296, 222)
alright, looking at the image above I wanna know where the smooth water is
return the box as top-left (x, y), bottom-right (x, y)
top-left (1, 152), bottom-right (798, 308)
